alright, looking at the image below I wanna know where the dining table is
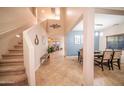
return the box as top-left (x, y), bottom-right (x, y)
top-left (94, 51), bottom-right (103, 58)
top-left (78, 50), bottom-right (103, 59)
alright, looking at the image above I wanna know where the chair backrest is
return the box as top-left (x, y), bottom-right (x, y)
top-left (105, 48), bottom-right (113, 51)
top-left (103, 51), bottom-right (113, 60)
top-left (113, 50), bottom-right (122, 59)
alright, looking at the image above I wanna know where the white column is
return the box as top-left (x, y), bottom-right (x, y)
top-left (83, 8), bottom-right (94, 85)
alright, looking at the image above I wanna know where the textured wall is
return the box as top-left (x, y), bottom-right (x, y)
top-left (67, 31), bottom-right (83, 56)
top-left (67, 30), bottom-right (100, 56)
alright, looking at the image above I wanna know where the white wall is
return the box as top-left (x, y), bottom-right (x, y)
top-left (0, 8), bottom-right (36, 34)
top-left (0, 25), bottom-right (31, 59)
top-left (0, 8), bottom-right (36, 59)
top-left (65, 8), bottom-right (83, 33)
top-left (23, 24), bottom-right (48, 85)
top-left (99, 23), bottom-right (124, 63)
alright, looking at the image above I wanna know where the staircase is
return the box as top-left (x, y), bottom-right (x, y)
top-left (0, 41), bottom-right (28, 86)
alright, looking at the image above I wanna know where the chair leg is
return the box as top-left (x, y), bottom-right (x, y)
top-left (101, 63), bottom-right (104, 71)
top-left (80, 59), bottom-right (82, 64)
top-left (108, 62), bottom-right (111, 70)
top-left (117, 59), bottom-right (121, 70)
top-left (78, 57), bottom-right (80, 63)
top-left (110, 61), bottom-right (114, 70)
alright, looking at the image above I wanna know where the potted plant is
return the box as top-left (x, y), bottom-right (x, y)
top-left (48, 46), bottom-right (54, 53)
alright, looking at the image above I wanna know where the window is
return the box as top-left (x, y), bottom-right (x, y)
top-left (106, 34), bottom-right (124, 50)
top-left (74, 35), bottom-right (81, 44)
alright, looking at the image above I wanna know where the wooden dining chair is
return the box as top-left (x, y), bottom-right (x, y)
top-left (105, 48), bottom-right (113, 51)
top-left (94, 51), bottom-right (113, 71)
top-left (111, 50), bottom-right (122, 70)
top-left (79, 49), bottom-right (83, 64)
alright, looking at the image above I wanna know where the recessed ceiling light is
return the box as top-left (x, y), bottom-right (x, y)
top-left (16, 35), bottom-right (20, 38)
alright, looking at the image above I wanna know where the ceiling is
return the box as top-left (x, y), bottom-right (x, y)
top-left (73, 14), bottom-right (124, 31)
top-left (37, 7), bottom-right (60, 22)
top-left (37, 7), bottom-right (124, 31)
top-left (102, 7), bottom-right (124, 11)
top-left (95, 14), bottom-right (124, 31)
top-left (37, 8), bottom-right (52, 22)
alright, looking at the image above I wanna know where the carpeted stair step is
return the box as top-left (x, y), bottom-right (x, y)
top-left (9, 49), bottom-right (23, 51)
top-left (14, 45), bottom-right (23, 48)
top-left (0, 65), bottom-right (25, 75)
top-left (0, 59), bottom-right (23, 66)
top-left (18, 42), bottom-right (23, 45)
top-left (2, 53), bottom-right (23, 59)
top-left (0, 74), bottom-right (27, 86)
top-left (0, 40), bottom-right (28, 86)
top-left (14, 47), bottom-right (23, 49)
top-left (8, 49), bottom-right (23, 53)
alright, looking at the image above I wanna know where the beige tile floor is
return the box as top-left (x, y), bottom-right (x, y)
top-left (94, 63), bottom-right (124, 86)
top-left (36, 50), bottom-right (84, 86)
top-left (36, 50), bottom-right (124, 86)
